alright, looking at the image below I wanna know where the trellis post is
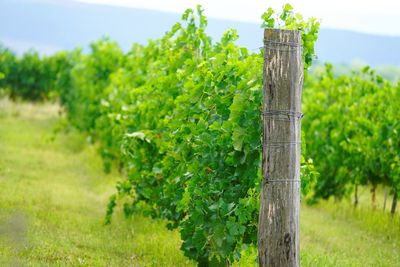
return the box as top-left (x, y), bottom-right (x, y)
top-left (258, 29), bottom-right (303, 267)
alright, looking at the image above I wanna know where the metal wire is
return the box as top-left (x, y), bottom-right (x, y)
top-left (263, 40), bottom-right (301, 47)
top-left (265, 179), bottom-right (301, 183)
top-left (263, 142), bottom-right (301, 148)
top-left (263, 117), bottom-right (302, 122)
top-left (264, 175), bottom-right (301, 183)
top-left (263, 40), bottom-right (301, 52)
top-left (264, 46), bottom-right (301, 53)
top-left (263, 109), bottom-right (304, 119)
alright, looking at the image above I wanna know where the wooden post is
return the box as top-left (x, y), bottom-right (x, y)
top-left (354, 184), bottom-right (359, 208)
top-left (258, 29), bottom-right (303, 267)
top-left (383, 187), bottom-right (388, 211)
top-left (391, 191), bottom-right (398, 215)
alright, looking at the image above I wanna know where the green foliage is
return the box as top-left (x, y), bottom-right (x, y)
top-left (261, 3), bottom-right (320, 69)
top-left (0, 45), bottom-right (15, 84)
top-left (303, 64), bottom-right (400, 202)
top-left (0, 44), bottom-right (78, 101)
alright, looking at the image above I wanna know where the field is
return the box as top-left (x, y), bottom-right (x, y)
top-left (0, 98), bottom-right (399, 266)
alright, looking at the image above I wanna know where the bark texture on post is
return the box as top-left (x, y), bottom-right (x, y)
top-left (258, 29), bottom-right (303, 267)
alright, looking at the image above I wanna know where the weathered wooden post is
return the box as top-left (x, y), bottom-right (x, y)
top-left (258, 29), bottom-right (303, 267)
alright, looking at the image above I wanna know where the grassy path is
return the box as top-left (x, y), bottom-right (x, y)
top-left (0, 100), bottom-right (194, 266)
top-left (301, 204), bottom-right (399, 266)
top-left (0, 99), bottom-right (399, 266)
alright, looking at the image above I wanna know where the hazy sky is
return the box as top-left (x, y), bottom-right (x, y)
top-left (75, 0), bottom-right (400, 36)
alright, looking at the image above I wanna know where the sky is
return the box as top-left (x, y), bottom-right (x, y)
top-left (74, 0), bottom-right (400, 36)
top-left (2, 0), bottom-right (400, 65)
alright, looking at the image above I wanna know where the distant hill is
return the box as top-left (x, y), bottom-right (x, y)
top-left (1, 0), bottom-right (400, 66)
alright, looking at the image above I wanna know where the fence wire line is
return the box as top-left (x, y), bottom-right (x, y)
top-left (263, 142), bottom-right (301, 148)
top-left (263, 40), bottom-right (301, 47)
top-left (265, 179), bottom-right (301, 183)
top-left (263, 109), bottom-right (304, 119)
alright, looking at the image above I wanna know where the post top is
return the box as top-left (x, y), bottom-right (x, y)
top-left (264, 29), bottom-right (301, 45)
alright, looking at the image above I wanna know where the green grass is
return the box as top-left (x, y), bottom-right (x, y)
top-left (0, 98), bottom-right (399, 266)
top-left (0, 99), bottom-right (194, 266)
top-left (301, 203), bottom-right (399, 266)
